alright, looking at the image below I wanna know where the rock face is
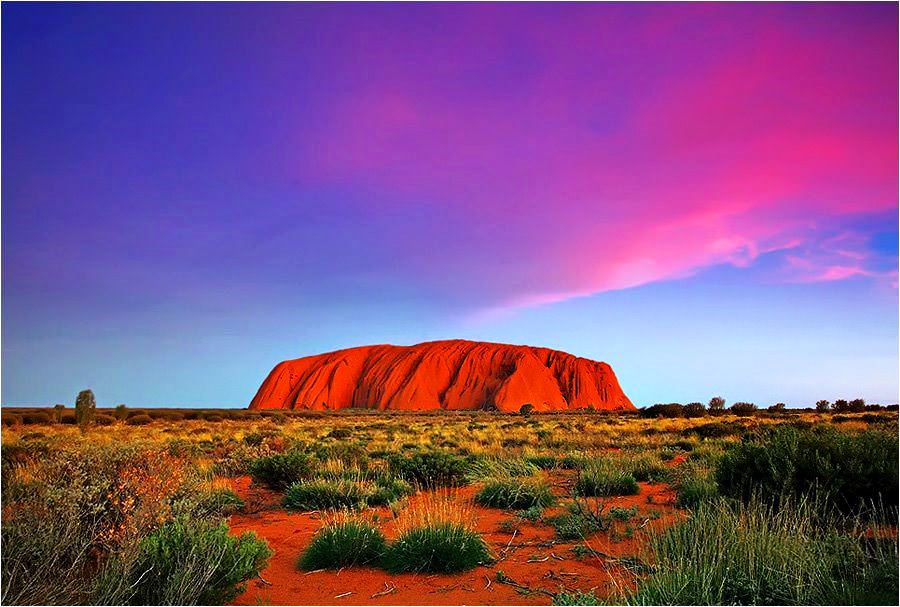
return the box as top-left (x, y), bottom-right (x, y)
top-left (249, 340), bottom-right (634, 413)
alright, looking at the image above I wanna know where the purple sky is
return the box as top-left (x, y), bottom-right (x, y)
top-left (2, 3), bottom-right (897, 407)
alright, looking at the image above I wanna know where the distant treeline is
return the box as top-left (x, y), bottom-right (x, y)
top-left (639, 398), bottom-right (898, 419)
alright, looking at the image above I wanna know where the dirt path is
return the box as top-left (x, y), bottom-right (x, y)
top-left (227, 475), bottom-right (678, 605)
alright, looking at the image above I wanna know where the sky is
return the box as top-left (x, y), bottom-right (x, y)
top-left (2, 3), bottom-right (897, 408)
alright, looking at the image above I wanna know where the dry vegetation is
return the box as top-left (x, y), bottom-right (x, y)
top-left (1, 406), bottom-right (897, 605)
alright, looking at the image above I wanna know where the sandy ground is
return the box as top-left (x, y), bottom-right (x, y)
top-left (227, 472), bottom-right (679, 606)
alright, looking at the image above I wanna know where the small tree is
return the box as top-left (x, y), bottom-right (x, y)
top-left (708, 396), bottom-right (726, 415)
top-left (114, 404), bottom-right (129, 421)
top-left (833, 399), bottom-right (850, 413)
top-left (75, 389), bottom-right (96, 429)
top-left (768, 403), bottom-right (786, 413)
top-left (849, 398), bottom-right (866, 413)
top-left (52, 404), bottom-right (66, 423)
top-left (519, 403), bottom-right (535, 416)
top-left (815, 399), bottom-right (830, 412)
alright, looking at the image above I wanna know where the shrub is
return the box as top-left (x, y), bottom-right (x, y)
top-left (716, 426), bottom-right (899, 517)
top-left (21, 412), bottom-right (50, 425)
top-left (686, 420), bottom-right (745, 439)
top-left (641, 403), bottom-right (683, 418)
top-left (115, 519), bottom-right (271, 605)
top-left (683, 402), bottom-right (707, 418)
top-left (519, 403), bottom-right (535, 416)
top-left (548, 498), bottom-right (610, 540)
top-left (729, 402), bottom-right (757, 416)
top-left (617, 498), bottom-right (898, 605)
top-left (1, 413), bottom-right (22, 426)
top-left (283, 479), bottom-right (368, 511)
top-left (126, 414), bottom-right (153, 426)
top-left (114, 404), bottom-right (128, 420)
top-left (298, 517), bottom-right (386, 570)
top-left (575, 463), bottom-right (639, 497)
top-left (816, 399), bottom-right (830, 412)
top-left (387, 451), bottom-right (472, 487)
top-left (1, 446), bottom-right (188, 605)
top-left (94, 414), bottom-right (116, 426)
top-left (248, 451), bottom-right (312, 490)
top-left (475, 477), bottom-right (556, 510)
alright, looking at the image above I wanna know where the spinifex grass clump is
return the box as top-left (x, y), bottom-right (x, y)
top-left (575, 461), bottom-right (639, 497)
top-left (475, 476), bottom-right (556, 510)
top-left (383, 493), bottom-right (491, 573)
top-left (716, 425), bottom-right (899, 518)
top-left (367, 476), bottom-right (415, 506)
top-left (620, 452), bottom-right (670, 482)
top-left (298, 515), bottom-right (387, 570)
top-left (248, 451), bottom-right (312, 490)
top-left (387, 450), bottom-right (473, 487)
top-left (468, 456), bottom-right (538, 480)
top-left (283, 478), bottom-right (370, 511)
top-left (617, 497), bottom-right (899, 605)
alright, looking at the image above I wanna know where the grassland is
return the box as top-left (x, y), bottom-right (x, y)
top-left (1, 407), bottom-right (897, 605)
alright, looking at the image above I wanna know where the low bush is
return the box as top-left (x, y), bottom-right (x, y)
top-left (716, 426), bottom-right (899, 517)
top-left (641, 403), bottom-right (684, 418)
top-left (475, 476), bottom-right (556, 510)
top-left (126, 414), bottom-right (153, 426)
top-left (113, 519), bottom-right (271, 605)
top-left (248, 451), bottom-right (312, 490)
top-left (298, 517), bottom-right (386, 570)
top-left (548, 499), bottom-right (610, 540)
top-left (95, 414), bottom-right (116, 426)
top-left (21, 412), bottom-right (50, 425)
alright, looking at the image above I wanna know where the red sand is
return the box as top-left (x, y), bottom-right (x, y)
top-left (249, 340), bottom-right (634, 412)
top-left (228, 474), bottom-right (678, 606)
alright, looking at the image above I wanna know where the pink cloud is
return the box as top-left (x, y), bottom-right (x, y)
top-left (294, 5), bottom-right (897, 314)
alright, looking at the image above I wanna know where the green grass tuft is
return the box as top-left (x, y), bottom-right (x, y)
top-left (282, 478), bottom-right (368, 511)
top-left (383, 523), bottom-right (491, 573)
top-left (298, 518), bottom-right (387, 570)
top-left (575, 462), bottom-right (639, 497)
top-left (475, 476), bottom-right (556, 510)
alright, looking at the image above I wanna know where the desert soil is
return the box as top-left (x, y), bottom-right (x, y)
top-left (228, 472), bottom-right (679, 606)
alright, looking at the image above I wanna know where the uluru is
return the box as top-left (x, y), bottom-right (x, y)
top-left (249, 339), bottom-right (634, 412)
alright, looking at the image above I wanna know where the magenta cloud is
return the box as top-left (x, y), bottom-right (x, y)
top-left (295, 5), bottom-right (896, 314)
